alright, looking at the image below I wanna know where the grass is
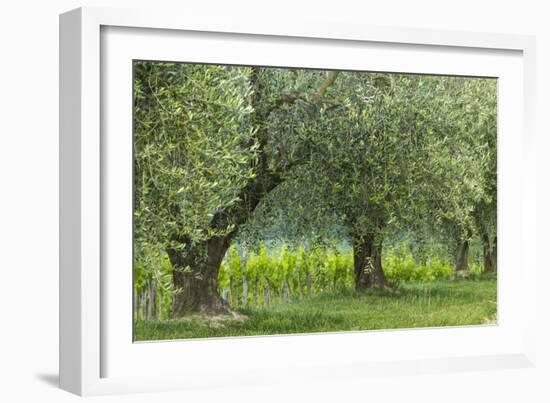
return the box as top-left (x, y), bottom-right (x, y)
top-left (133, 274), bottom-right (497, 341)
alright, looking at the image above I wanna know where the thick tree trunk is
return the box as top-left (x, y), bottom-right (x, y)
top-left (455, 239), bottom-right (470, 272)
top-left (482, 233), bottom-right (497, 273)
top-left (352, 234), bottom-right (388, 290)
top-left (167, 235), bottom-right (232, 316)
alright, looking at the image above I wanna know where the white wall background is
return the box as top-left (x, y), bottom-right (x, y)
top-left (0, 1), bottom-right (548, 402)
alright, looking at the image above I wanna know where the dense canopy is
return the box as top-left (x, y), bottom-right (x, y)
top-left (133, 61), bottom-right (496, 317)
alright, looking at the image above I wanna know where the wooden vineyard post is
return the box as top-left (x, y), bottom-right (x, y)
top-left (264, 284), bottom-right (271, 306)
top-left (133, 288), bottom-right (138, 320)
top-left (229, 274), bottom-right (234, 307)
top-left (141, 288), bottom-right (147, 320)
top-left (297, 271), bottom-right (303, 299)
top-left (283, 279), bottom-right (290, 302)
top-left (147, 275), bottom-right (156, 319)
top-left (222, 289), bottom-right (230, 304)
top-left (242, 277), bottom-right (248, 307)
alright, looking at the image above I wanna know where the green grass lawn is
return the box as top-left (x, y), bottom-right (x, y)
top-left (134, 275), bottom-right (497, 341)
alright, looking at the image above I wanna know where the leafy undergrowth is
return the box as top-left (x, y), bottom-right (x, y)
top-left (134, 274), bottom-right (497, 341)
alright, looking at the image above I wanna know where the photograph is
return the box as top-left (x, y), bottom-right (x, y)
top-left (132, 61), bottom-right (497, 341)
top-left (1, 0), bottom-right (545, 400)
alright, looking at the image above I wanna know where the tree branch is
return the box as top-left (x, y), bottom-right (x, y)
top-left (261, 94), bottom-right (304, 120)
top-left (260, 70), bottom-right (341, 120)
top-left (316, 71), bottom-right (339, 100)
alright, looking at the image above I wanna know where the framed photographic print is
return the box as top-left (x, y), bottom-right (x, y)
top-left (60, 6), bottom-right (537, 396)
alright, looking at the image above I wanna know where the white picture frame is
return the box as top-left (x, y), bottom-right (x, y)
top-left (59, 6), bottom-right (537, 396)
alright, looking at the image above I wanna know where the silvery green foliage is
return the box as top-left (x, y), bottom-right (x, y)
top-left (239, 72), bottom-right (496, 249)
top-left (134, 62), bottom-right (258, 253)
top-left (134, 62), bottom-right (496, 276)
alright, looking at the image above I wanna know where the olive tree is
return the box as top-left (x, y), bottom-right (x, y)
top-left (257, 73), bottom-right (495, 288)
top-left (422, 78), bottom-right (497, 273)
top-left (134, 62), bottom-right (339, 315)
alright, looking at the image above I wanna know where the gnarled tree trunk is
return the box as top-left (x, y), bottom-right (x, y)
top-left (455, 239), bottom-right (470, 272)
top-left (167, 235), bottom-right (232, 315)
top-left (352, 234), bottom-right (388, 290)
top-left (482, 233), bottom-right (497, 273)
